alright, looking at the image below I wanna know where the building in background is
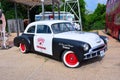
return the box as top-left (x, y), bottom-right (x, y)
top-left (106, 0), bottom-right (120, 41)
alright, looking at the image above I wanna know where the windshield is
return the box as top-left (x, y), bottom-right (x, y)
top-left (51, 22), bottom-right (76, 34)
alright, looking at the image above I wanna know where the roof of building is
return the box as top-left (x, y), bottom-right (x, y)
top-left (9, 0), bottom-right (60, 6)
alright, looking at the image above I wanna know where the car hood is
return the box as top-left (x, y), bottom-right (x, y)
top-left (54, 31), bottom-right (105, 48)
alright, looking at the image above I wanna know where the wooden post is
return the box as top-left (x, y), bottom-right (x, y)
top-left (14, 3), bottom-right (19, 36)
top-left (52, 0), bottom-right (55, 20)
top-left (41, 0), bottom-right (45, 20)
top-left (58, 1), bottom-right (60, 20)
top-left (27, 7), bottom-right (30, 23)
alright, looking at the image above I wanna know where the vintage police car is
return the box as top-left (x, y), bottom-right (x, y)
top-left (14, 20), bottom-right (108, 68)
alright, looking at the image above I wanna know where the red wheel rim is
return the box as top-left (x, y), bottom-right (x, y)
top-left (20, 43), bottom-right (26, 52)
top-left (65, 53), bottom-right (78, 65)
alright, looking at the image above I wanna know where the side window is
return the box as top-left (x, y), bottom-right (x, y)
top-left (52, 23), bottom-right (72, 34)
top-left (37, 25), bottom-right (51, 33)
top-left (27, 26), bottom-right (35, 33)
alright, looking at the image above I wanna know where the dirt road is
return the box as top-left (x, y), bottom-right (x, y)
top-left (0, 31), bottom-right (120, 80)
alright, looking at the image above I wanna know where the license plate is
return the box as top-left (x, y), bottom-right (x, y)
top-left (100, 50), bottom-right (105, 57)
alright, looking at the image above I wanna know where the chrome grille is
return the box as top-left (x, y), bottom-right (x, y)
top-left (92, 45), bottom-right (105, 51)
top-left (84, 44), bottom-right (107, 60)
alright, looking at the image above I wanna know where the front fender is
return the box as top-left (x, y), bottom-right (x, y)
top-left (100, 35), bottom-right (108, 44)
top-left (52, 38), bottom-right (86, 61)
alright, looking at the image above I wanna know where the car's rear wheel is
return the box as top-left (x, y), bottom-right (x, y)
top-left (19, 43), bottom-right (28, 53)
top-left (62, 51), bottom-right (80, 68)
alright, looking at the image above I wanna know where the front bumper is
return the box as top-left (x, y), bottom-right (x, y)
top-left (84, 44), bottom-right (107, 60)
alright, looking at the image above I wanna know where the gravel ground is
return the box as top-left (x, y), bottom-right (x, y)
top-left (0, 30), bottom-right (120, 80)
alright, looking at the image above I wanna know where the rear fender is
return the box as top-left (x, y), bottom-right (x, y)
top-left (14, 36), bottom-right (31, 49)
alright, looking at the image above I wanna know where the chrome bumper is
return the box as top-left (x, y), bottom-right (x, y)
top-left (84, 44), bottom-right (107, 60)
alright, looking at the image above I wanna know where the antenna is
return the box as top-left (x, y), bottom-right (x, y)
top-left (64, 0), bottom-right (83, 31)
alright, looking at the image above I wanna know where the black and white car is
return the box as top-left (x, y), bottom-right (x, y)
top-left (14, 20), bottom-right (108, 68)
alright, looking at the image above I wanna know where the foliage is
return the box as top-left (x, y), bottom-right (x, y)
top-left (38, 0), bottom-right (86, 30)
top-left (1, 0), bottom-right (27, 19)
top-left (85, 3), bottom-right (106, 31)
top-left (0, 0), bottom-right (105, 31)
top-left (1, 0), bottom-right (14, 19)
top-left (79, 0), bottom-right (86, 30)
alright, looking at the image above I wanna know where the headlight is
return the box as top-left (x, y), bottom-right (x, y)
top-left (83, 44), bottom-right (89, 51)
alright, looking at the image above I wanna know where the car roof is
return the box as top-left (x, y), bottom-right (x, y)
top-left (29, 20), bottom-right (71, 26)
top-left (24, 20), bottom-right (71, 34)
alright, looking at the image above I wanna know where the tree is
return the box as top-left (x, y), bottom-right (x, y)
top-left (0, 0), bottom-right (86, 29)
top-left (79, 0), bottom-right (86, 30)
top-left (1, 0), bottom-right (28, 19)
top-left (85, 3), bottom-right (106, 31)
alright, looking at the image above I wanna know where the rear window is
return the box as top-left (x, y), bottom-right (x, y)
top-left (27, 26), bottom-right (35, 33)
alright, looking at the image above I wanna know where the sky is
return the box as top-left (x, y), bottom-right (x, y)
top-left (85, 0), bottom-right (107, 11)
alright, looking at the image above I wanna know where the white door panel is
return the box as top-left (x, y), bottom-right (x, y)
top-left (34, 34), bottom-right (53, 55)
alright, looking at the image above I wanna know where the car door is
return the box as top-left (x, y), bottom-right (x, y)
top-left (34, 24), bottom-right (53, 55)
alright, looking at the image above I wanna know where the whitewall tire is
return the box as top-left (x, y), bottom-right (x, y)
top-left (62, 51), bottom-right (80, 68)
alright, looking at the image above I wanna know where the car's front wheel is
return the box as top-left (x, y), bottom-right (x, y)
top-left (62, 51), bottom-right (80, 68)
top-left (19, 43), bottom-right (28, 53)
